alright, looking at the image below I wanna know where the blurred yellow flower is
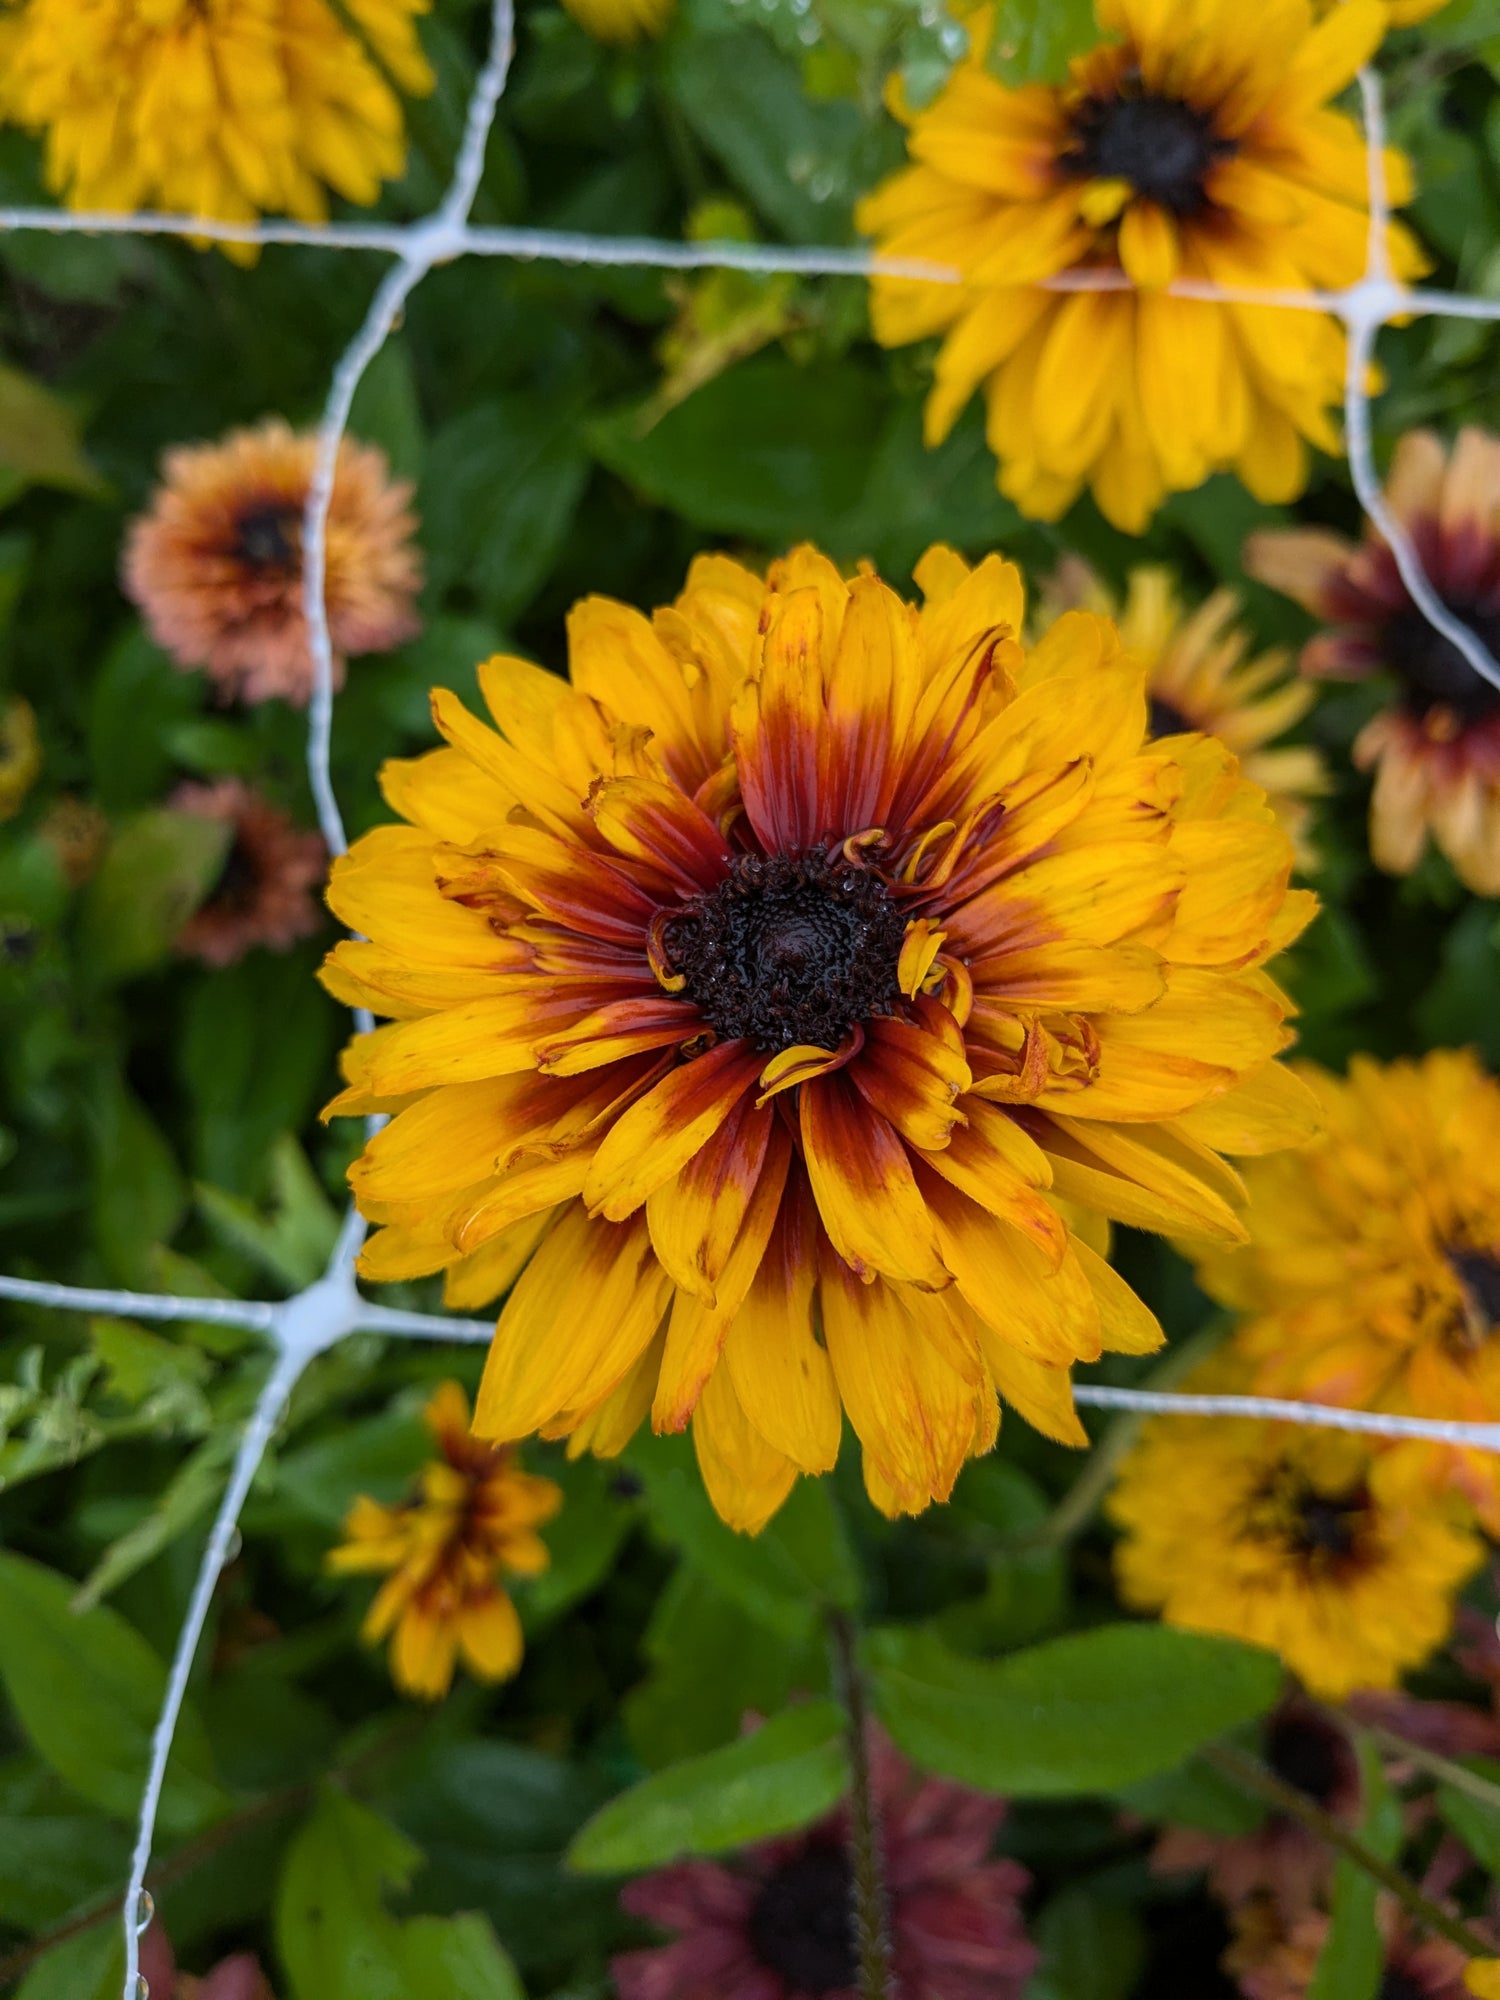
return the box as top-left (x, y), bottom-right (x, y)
top-left (560, 0), bottom-right (673, 43)
top-left (327, 1381), bottom-right (561, 1701)
top-left (858, 0), bottom-right (1424, 530)
top-left (0, 698), bottom-right (40, 822)
top-left (1109, 1353), bottom-right (1483, 1699)
top-left (1194, 1050), bottom-right (1500, 1537)
top-left (1466, 1962), bottom-right (1500, 2000)
top-left (0, 0), bottom-right (433, 258)
top-left (1045, 561), bottom-right (1328, 864)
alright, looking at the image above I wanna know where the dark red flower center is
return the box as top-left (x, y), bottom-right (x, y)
top-left (1451, 1248), bottom-right (1500, 1326)
top-left (1264, 1713), bottom-right (1347, 1808)
top-left (1146, 693), bottom-right (1195, 737)
top-left (234, 502), bottom-right (301, 572)
top-left (1067, 80), bottom-right (1230, 216)
top-left (746, 1844), bottom-right (858, 1994)
top-left (209, 835), bottom-right (262, 916)
top-left (1384, 603), bottom-right (1500, 727)
top-left (664, 849), bottom-right (906, 1054)
top-left (1378, 1971), bottom-right (1428, 2000)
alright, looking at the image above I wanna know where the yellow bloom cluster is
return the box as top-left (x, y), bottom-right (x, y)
top-left (0, 0), bottom-right (433, 253)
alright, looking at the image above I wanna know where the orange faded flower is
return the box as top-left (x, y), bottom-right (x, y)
top-left (171, 780), bottom-right (325, 967)
top-left (123, 419), bottom-right (422, 706)
top-left (322, 544), bottom-right (1318, 1532)
top-left (327, 1380), bottom-right (560, 1701)
top-left (1248, 427), bottom-right (1500, 895)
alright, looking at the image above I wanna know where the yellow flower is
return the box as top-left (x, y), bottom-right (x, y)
top-left (327, 1381), bottom-right (560, 1701)
top-left (0, 698), bottom-right (41, 822)
top-left (1193, 1050), bottom-right (1500, 1537)
top-left (1045, 561), bottom-right (1328, 864)
top-left (322, 543), bottom-right (1318, 1533)
top-left (1466, 1962), bottom-right (1500, 2000)
top-left (559, 0), bottom-right (673, 43)
top-left (1108, 1352), bottom-right (1483, 1699)
top-left (0, 0), bottom-right (433, 258)
top-left (857, 0), bottom-right (1425, 531)
top-left (1247, 427), bottom-right (1500, 897)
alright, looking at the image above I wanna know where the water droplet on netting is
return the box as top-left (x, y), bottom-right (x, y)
top-left (223, 1527), bottom-right (243, 1565)
top-left (135, 1889), bottom-right (155, 1933)
top-left (136, 1978), bottom-right (151, 1999)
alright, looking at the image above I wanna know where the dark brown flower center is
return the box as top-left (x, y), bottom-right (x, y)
top-left (1289, 1486), bottom-right (1368, 1564)
top-left (664, 849), bottom-right (906, 1054)
top-left (234, 502), bottom-right (301, 572)
top-left (746, 1844), bottom-right (858, 1994)
top-left (1147, 693), bottom-right (1195, 737)
top-left (209, 836), bottom-right (261, 916)
top-left (1264, 1713), bottom-right (1347, 1808)
top-left (1378, 1972), bottom-right (1428, 2000)
top-left (1451, 1248), bottom-right (1500, 1327)
top-left (1383, 603), bottom-right (1500, 727)
top-left (1067, 80), bottom-right (1230, 216)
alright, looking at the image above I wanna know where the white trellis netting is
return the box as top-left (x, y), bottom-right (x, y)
top-left (2, 7), bottom-right (1500, 1994)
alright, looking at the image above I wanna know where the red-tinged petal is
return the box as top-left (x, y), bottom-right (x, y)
top-left (819, 1251), bottom-right (980, 1513)
top-left (651, 1124), bottom-right (792, 1431)
top-left (328, 825), bottom-right (514, 965)
top-left (897, 918), bottom-right (947, 998)
top-left (967, 941), bottom-right (1167, 1017)
top-left (320, 943), bottom-right (526, 1020)
top-left (448, 1150), bottom-right (595, 1252)
top-left (823, 571), bottom-right (922, 829)
top-left (470, 824), bottom-right (660, 946)
top-left (952, 842), bottom-right (1181, 958)
top-left (917, 1100), bottom-right (1065, 1266)
top-left (442, 1209), bottom-right (558, 1311)
top-left (339, 992), bottom-right (594, 1096)
top-left (731, 584), bottom-right (833, 852)
top-left (583, 1040), bottom-right (764, 1222)
top-left (587, 776), bottom-right (732, 894)
top-left (474, 1206), bottom-right (671, 1441)
top-left (721, 1182), bottom-right (842, 1475)
top-left (646, 1092), bottom-right (774, 1298)
top-left (537, 996), bottom-right (701, 1076)
top-left (756, 1031), bottom-right (864, 1104)
top-left (852, 1011), bottom-right (971, 1152)
top-left (918, 1166), bottom-right (1102, 1365)
top-left (430, 686), bottom-right (584, 836)
top-left (801, 1071), bottom-right (948, 1287)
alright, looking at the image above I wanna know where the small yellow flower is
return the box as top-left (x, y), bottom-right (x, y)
top-left (0, 699), bottom-right (41, 822)
top-left (1194, 1050), bottom-right (1500, 1537)
top-left (559, 0), bottom-right (673, 44)
top-left (1466, 1961), bottom-right (1500, 2000)
top-left (0, 0), bottom-right (434, 257)
top-left (858, 0), bottom-right (1425, 530)
top-left (1108, 1353), bottom-right (1483, 1699)
top-left (1045, 561), bottom-right (1328, 864)
top-left (328, 1381), bottom-right (561, 1701)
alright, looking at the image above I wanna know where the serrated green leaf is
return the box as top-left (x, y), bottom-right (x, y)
top-left (0, 1551), bottom-right (227, 1835)
top-left (870, 1623), bottom-right (1284, 1796)
top-left (567, 1700), bottom-right (848, 1873)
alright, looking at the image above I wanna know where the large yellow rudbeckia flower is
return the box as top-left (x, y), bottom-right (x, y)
top-left (0, 0), bottom-right (433, 254)
top-left (1194, 1050), bottom-right (1500, 1537)
top-left (857, 0), bottom-right (1425, 531)
top-left (323, 544), bottom-right (1318, 1531)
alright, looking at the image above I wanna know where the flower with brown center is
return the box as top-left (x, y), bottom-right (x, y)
top-left (170, 780), bottom-right (325, 968)
top-left (123, 419), bottom-right (422, 706)
top-left (611, 1727), bottom-right (1036, 2000)
top-left (1247, 428), bottom-right (1500, 893)
top-left (327, 1380), bottom-right (561, 1701)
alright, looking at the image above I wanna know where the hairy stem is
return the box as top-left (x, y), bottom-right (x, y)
top-left (1204, 1741), bottom-right (1493, 1961)
top-left (828, 1609), bottom-right (894, 2000)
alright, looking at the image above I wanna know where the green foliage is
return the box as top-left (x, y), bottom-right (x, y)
top-left (1307, 1741), bottom-right (1403, 2000)
top-left (868, 1623), bottom-right (1284, 1795)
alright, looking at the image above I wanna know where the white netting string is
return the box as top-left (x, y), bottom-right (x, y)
top-left (0, 26), bottom-right (1498, 1996)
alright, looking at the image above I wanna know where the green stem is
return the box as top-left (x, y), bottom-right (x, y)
top-left (828, 1609), bottom-right (894, 2000)
top-left (1355, 1719), bottom-right (1500, 1818)
top-left (1203, 1742), bottom-right (1493, 1961)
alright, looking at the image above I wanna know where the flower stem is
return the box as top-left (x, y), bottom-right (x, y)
top-left (828, 1608), bottom-right (895, 2000)
top-left (1204, 1741), bottom-right (1493, 1960)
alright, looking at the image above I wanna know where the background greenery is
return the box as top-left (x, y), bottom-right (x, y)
top-left (2, 0), bottom-right (1500, 1995)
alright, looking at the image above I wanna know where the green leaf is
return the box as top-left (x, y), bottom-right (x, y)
top-left (987, 0), bottom-right (1101, 85)
top-left (13, 1925), bottom-right (122, 2000)
top-left (276, 1789), bottom-right (523, 2000)
top-left (87, 1068), bottom-right (188, 1288)
top-left (348, 336), bottom-right (426, 485)
top-left (86, 626), bottom-right (202, 813)
top-left (591, 354), bottom-right (885, 551)
top-left (523, 1452), bottom-right (637, 1625)
top-left (1308, 1738), bottom-right (1401, 2000)
top-left (0, 1811), bottom-right (129, 1927)
top-left (195, 1134), bottom-right (341, 1289)
top-left (1436, 1758), bottom-right (1500, 1878)
top-left (0, 361), bottom-right (108, 500)
top-left (567, 1700), bottom-right (848, 1873)
top-left (79, 808), bottom-right (232, 987)
top-left (72, 1429), bottom-right (236, 1612)
top-left (869, 1624), bottom-right (1284, 1797)
top-left (1026, 1885), bottom-right (1148, 2000)
top-left (275, 1407), bottom-right (430, 1529)
top-left (1114, 1756), bottom-right (1266, 1838)
top-left (627, 1429), bottom-right (857, 1639)
top-left (0, 1551), bottom-right (227, 1835)
top-left (421, 394), bottom-right (588, 622)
